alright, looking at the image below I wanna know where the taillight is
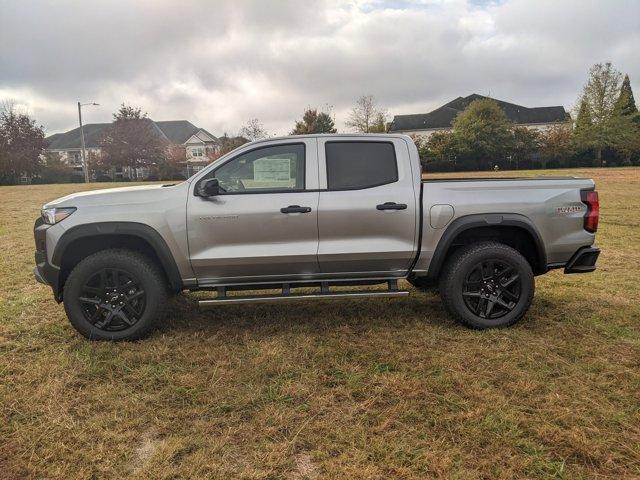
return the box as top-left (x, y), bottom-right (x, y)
top-left (581, 190), bottom-right (599, 233)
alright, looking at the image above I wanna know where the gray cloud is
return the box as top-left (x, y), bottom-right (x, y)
top-left (1, 0), bottom-right (638, 136)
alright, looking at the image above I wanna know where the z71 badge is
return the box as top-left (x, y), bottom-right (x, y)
top-left (556, 205), bottom-right (584, 215)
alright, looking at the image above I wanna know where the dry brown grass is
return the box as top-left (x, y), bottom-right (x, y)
top-left (1, 168), bottom-right (639, 479)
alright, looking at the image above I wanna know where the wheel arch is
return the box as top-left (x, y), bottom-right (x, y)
top-left (425, 213), bottom-right (547, 281)
top-left (53, 222), bottom-right (183, 299)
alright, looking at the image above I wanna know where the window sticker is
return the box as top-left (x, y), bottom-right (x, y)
top-left (254, 157), bottom-right (291, 182)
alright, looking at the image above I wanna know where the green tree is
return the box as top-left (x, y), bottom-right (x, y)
top-left (409, 134), bottom-right (428, 159)
top-left (451, 98), bottom-right (513, 168)
top-left (369, 112), bottom-right (387, 133)
top-left (540, 125), bottom-right (573, 168)
top-left (426, 131), bottom-right (457, 161)
top-left (609, 107), bottom-right (640, 164)
top-left (574, 98), bottom-right (593, 131)
top-left (574, 62), bottom-right (624, 165)
top-left (422, 130), bottom-right (459, 171)
top-left (39, 151), bottom-right (74, 183)
top-left (613, 74), bottom-right (640, 164)
top-left (614, 74), bottom-right (638, 118)
top-left (572, 98), bottom-right (594, 153)
top-left (510, 126), bottom-right (540, 169)
top-left (0, 103), bottom-right (45, 184)
top-left (291, 108), bottom-right (337, 134)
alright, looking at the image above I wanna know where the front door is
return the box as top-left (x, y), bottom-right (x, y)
top-left (187, 139), bottom-right (320, 283)
top-left (317, 138), bottom-right (418, 276)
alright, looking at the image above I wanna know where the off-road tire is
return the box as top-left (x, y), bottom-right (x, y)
top-left (439, 241), bottom-right (534, 329)
top-left (63, 249), bottom-right (168, 341)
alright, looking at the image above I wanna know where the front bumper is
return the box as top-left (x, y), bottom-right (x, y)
top-left (564, 246), bottom-right (600, 274)
top-left (34, 217), bottom-right (62, 301)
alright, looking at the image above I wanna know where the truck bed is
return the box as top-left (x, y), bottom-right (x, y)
top-left (413, 175), bottom-right (596, 275)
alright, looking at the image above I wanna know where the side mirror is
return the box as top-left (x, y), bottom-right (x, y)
top-left (197, 178), bottom-right (220, 197)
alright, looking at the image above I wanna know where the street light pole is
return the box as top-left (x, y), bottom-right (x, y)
top-left (77, 101), bottom-right (99, 183)
top-left (78, 102), bottom-right (88, 183)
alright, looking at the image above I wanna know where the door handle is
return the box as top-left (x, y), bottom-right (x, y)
top-left (376, 202), bottom-right (407, 211)
top-left (280, 205), bottom-right (312, 214)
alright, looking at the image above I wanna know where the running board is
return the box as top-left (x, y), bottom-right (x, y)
top-left (198, 290), bottom-right (409, 307)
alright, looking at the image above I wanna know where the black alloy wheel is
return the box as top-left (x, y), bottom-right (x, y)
top-left (462, 260), bottom-right (521, 319)
top-left (79, 268), bottom-right (146, 331)
top-left (63, 249), bottom-right (168, 341)
top-left (439, 241), bottom-right (534, 329)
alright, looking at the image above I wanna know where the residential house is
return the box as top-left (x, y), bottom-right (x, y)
top-left (389, 94), bottom-right (571, 138)
top-left (45, 120), bottom-right (219, 179)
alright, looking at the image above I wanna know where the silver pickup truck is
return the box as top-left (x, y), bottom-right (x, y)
top-left (34, 134), bottom-right (600, 340)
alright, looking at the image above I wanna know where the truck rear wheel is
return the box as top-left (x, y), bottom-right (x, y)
top-left (439, 241), bottom-right (534, 329)
top-left (63, 249), bottom-right (168, 341)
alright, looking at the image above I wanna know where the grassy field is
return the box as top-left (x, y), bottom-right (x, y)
top-left (1, 167), bottom-right (639, 479)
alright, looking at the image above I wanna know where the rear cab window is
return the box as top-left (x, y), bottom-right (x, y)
top-left (325, 141), bottom-right (398, 190)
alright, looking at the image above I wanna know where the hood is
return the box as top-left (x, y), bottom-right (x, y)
top-left (43, 183), bottom-right (180, 208)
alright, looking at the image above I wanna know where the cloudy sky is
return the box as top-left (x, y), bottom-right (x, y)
top-left (1, 0), bottom-right (638, 137)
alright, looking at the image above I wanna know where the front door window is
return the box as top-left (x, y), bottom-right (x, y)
top-left (212, 144), bottom-right (305, 193)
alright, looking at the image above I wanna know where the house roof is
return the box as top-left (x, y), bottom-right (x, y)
top-left (44, 132), bottom-right (63, 146)
top-left (389, 94), bottom-right (569, 131)
top-left (46, 123), bottom-right (111, 149)
top-left (46, 120), bottom-right (218, 150)
top-left (155, 120), bottom-right (201, 144)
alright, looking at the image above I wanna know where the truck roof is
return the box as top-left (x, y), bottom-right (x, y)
top-left (247, 133), bottom-right (413, 144)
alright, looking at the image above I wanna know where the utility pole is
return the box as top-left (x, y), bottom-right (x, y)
top-left (77, 102), bottom-right (99, 183)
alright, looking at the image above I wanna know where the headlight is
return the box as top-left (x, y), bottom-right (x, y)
top-left (41, 207), bottom-right (76, 225)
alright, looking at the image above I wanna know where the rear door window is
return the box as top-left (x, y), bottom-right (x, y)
top-left (325, 141), bottom-right (398, 190)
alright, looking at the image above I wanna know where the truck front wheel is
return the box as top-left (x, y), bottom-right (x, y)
top-left (63, 249), bottom-right (168, 341)
top-left (439, 241), bottom-right (534, 329)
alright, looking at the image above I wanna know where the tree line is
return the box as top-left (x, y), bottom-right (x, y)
top-left (0, 62), bottom-right (638, 185)
top-left (416, 63), bottom-right (639, 171)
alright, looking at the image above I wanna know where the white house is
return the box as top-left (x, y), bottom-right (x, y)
top-left (45, 120), bottom-right (220, 179)
top-left (389, 94), bottom-right (571, 139)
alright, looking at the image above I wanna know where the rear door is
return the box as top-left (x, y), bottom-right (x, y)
top-left (317, 138), bottom-right (418, 276)
top-left (187, 139), bottom-right (320, 283)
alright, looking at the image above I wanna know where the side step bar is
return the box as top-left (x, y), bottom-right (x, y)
top-left (198, 280), bottom-right (409, 308)
top-left (199, 290), bottom-right (409, 307)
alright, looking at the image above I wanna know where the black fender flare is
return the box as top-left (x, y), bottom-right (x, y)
top-left (53, 222), bottom-right (183, 292)
top-left (425, 213), bottom-right (547, 280)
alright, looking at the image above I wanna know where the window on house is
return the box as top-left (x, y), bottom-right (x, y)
top-left (191, 147), bottom-right (204, 157)
top-left (325, 141), bottom-right (398, 190)
top-left (211, 143), bottom-right (305, 193)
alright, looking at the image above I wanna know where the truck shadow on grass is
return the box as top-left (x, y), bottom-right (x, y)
top-left (157, 290), bottom-right (561, 336)
top-left (160, 291), bottom-right (450, 332)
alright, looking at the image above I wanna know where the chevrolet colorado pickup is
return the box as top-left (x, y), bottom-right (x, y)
top-left (34, 134), bottom-right (600, 340)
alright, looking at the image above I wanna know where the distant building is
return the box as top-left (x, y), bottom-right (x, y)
top-left (45, 120), bottom-right (219, 179)
top-left (389, 94), bottom-right (571, 138)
